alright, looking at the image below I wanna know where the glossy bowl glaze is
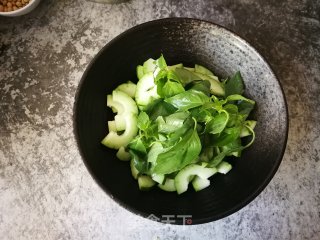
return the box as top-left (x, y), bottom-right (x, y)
top-left (74, 18), bottom-right (288, 225)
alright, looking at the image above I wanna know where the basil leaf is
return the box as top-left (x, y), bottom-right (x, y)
top-left (154, 69), bottom-right (168, 84)
top-left (237, 100), bottom-right (255, 116)
top-left (153, 127), bottom-right (201, 174)
top-left (173, 68), bottom-right (202, 85)
top-left (155, 68), bottom-right (185, 98)
top-left (224, 104), bottom-right (238, 114)
top-left (207, 152), bottom-right (227, 168)
top-left (210, 126), bottom-right (241, 147)
top-left (186, 80), bottom-right (211, 96)
top-left (190, 107), bottom-right (214, 123)
top-left (208, 144), bottom-right (244, 167)
top-left (166, 70), bottom-right (181, 83)
top-left (145, 99), bottom-right (177, 120)
top-left (205, 111), bottom-right (229, 134)
top-left (128, 138), bottom-right (147, 154)
top-left (194, 64), bottom-right (215, 76)
top-left (209, 96), bottom-right (227, 112)
top-left (165, 89), bottom-right (210, 111)
top-left (137, 111), bottom-right (150, 131)
top-left (224, 104), bottom-right (240, 127)
top-left (220, 138), bottom-right (242, 157)
top-left (130, 149), bottom-right (149, 174)
top-left (199, 146), bottom-right (215, 162)
top-left (226, 94), bottom-right (255, 105)
top-left (224, 71), bottom-right (244, 96)
top-left (157, 112), bottom-right (190, 134)
top-left (161, 80), bottom-right (185, 98)
top-left (166, 117), bottom-right (194, 146)
top-left (226, 94), bottom-right (255, 118)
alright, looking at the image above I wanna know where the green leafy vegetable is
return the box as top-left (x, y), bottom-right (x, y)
top-left (210, 126), bottom-right (242, 147)
top-left (130, 149), bottom-right (149, 174)
top-left (128, 137), bottom-right (147, 154)
top-left (205, 111), bottom-right (229, 134)
top-left (173, 68), bottom-right (202, 85)
top-left (145, 100), bottom-right (176, 121)
top-left (226, 94), bottom-right (255, 105)
top-left (102, 55), bottom-right (257, 194)
top-left (165, 89), bottom-right (210, 111)
top-left (224, 71), bottom-right (244, 96)
top-left (186, 80), bottom-right (211, 96)
top-left (195, 64), bottom-right (215, 76)
top-left (137, 111), bottom-right (150, 131)
top-left (153, 124), bottom-right (201, 174)
top-left (157, 112), bottom-right (190, 134)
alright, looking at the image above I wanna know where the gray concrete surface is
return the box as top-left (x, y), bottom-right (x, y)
top-left (0, 0), bottom-right (319, 239)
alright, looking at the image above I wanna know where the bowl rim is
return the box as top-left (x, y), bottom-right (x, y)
top-left (73, 17), bottom-right (289, 225)
top-left (0, 0), bottom-right (38, 16)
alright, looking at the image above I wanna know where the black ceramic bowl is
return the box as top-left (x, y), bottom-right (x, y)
top-left (74, 18), bottom-right (288, 225)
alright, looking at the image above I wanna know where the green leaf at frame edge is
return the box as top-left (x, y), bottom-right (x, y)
top-left (153, 127), bottom-right (201, 174)
top-left (205, 111), bottom-right (229, 134)
top-left (165, 89), bottom-right (210, 111)
top-left (224, 71), bottom-right (244, 97)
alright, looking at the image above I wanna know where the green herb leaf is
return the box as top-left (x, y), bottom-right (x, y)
top-left (210, 126), bottom-right (241, 147)
top-left (190, 106), bottom-right (215, 123)
top-left (224, 104), bottom-right (238, 114)
top-left (173, 68), bottom-right (202, 85)
top-left (130, 149), bottom-right (149, 174)
top-left (137, 111), bottom-right (150, 131)
top-left (194, 64), bottom-right (215, 76)
top-left (157, 112), bottom-right (190, 134)
top-left (128, 137), bottom-right (147, 154)
top-left (226, 94), bottom-right (255, 105)
top-left (155, 68), bottom-right (185, 98)
top-left (199, 146), bottom-right (215, 162)
top-left (237, 100), bottom-right (255, 116)
top-left (223, 104), bottom-right (241, 127)
top-left (166, 117), bottom-right (194, 146)
top-left (207, 152), bottom-right (227, 168)
top-left (161, 80), bottom-right (185, 98)
top-left (165, 89), bottom-right (210, 111)
top-left (224, 71), bottom-right (244, 96)
top-left (220, 138), bottom-right (242, 157)
top-left (208, 143), bottom-right (244, 167)
top-left (153, 126), bottom-right (201, 174)
top-left (205, 111), bottom-right (229, 134)
top-left (145, 99), bottom-right (177, 120)
top-left (186, 80), bottom-right (211, 96)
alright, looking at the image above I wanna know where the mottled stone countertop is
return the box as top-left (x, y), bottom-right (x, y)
top-left (0, 0), bottom-right (319, 239)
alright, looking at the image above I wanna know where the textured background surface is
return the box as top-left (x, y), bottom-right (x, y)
top-left (0, 0), bottom-right (319, 239)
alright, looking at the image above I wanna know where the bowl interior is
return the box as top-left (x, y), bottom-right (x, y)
top-left (74, 18), bottom-right (288, 224)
